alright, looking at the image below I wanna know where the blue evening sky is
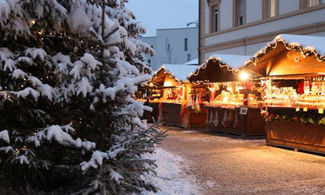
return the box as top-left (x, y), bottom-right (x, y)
top-left (126, 0), bottom-right (198, 37)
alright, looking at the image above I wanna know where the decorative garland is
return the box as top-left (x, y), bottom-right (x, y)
top-left (261, 108), bottom-right (325, 125)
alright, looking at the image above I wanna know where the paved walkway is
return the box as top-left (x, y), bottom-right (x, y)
top-left (159, 126), bottom-right (325, 195)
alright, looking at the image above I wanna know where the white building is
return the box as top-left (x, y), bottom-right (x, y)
top-left (141, 27), bottom-right (198, 70)
top-left (199, 0), bottom-right (325, 64)
top-left (140, 36), bottom-right (157, 69)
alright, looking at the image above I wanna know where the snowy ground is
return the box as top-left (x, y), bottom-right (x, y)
top-left (159, 127), bottom-right (325, 194)
top-left (141, 148), bottom-right (200, 195)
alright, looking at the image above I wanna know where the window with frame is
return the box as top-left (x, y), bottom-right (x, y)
top-left (301, 0), bottom-right (321, 8)
top-left (209, 0), bottom-right (220, 33)
top-left (234, 0), bottom-right (245, 26)
top-left (187, 54), bottom-right (191, 62)
top-left (263, 0), bottom-right (279, 18)
top-left (184, 38), bottom-right (188, 51)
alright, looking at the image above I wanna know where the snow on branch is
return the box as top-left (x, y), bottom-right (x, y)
top-left (0, 130), bottom-right (10, 144)
top-left (25, 48), bottom-right (47, 61)
top-left (26, 124), bottom-right (96, 150)
top-left (104, 74), bottom-right (150, 100)
top-left (76, 77), bottom-right (93, 97)
top-left (16, 87), bottom-right (40, 100)
top-left (109, 167), bottom-right (123, 183)
top-left (80, 150), bottom-right (108, 171)
top-left (81, 53), bottom-right (102, 69)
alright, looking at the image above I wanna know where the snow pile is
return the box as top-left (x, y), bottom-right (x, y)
top-left (141, 148), bottom-right (200, 195)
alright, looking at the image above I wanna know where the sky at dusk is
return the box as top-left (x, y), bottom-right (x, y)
top-left (126, 0), bottom-right (198, 37)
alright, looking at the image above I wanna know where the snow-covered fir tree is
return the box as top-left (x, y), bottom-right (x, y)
top-left (0, 0), bottom-right (161, 194)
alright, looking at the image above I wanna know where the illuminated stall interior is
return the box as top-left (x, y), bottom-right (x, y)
top-left (141, 64), bottom-right (199, 103)
top-left (244, 34), bottom-right (325, 153)
top-left (188, 54), bottom-right (264, 109)
top-left (188, 54), bottom-right (265, 136)
top-left (244, 34), bottom-right (325, 110)
top-left (138, 64), bottom-right (199, 126)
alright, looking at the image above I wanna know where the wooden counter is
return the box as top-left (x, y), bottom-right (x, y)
top-left (162, 103), bottom-right (182, 127)
top-left (206, 106), bottom-right (265, 137)
top-left (188, 108), bottom-right (208, 128)
top-left (266, 107), bottom-right (325, 154)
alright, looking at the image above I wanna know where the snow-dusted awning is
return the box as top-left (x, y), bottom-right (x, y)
top-left (145, 64), bottom-right (199, 86)
top-left (244, 34), bottom-right (325, 77)
top-left (188, 54), bottom-right (250, 82)
top-left (161, 64), bottom-right (199, 81)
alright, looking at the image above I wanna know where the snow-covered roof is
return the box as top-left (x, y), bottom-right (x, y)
top-left (184, 58), bottom-right (199, 65)
top-left (208, 54), bottom-right (250, 69)
top-left (275, 34), bottom-right (325, 55)
top-left (160, 64), bottom-right (199, 81)
top-left (188, 54), bottom-right (249, 82)
top-left (246, 34), bottom-right (325, 66)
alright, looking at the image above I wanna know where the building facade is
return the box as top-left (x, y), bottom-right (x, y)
top-left (199, 0), bottom-right (325, 64)
top-left (140, 36), bottom-right (157, 69)
top-left (141, 27), bottom-right (198, 70)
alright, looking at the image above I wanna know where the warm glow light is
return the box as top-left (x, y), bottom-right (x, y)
top-left (30, 19), bottom-right (36, 25)
top-left (149, 82), bottom-right (154, 86)
top-left (224, 96), bottom-right (228, 103)
top-left (164, 81), bottom-right (172, 87)
top-left (239, 71), bottom-right (249, 81)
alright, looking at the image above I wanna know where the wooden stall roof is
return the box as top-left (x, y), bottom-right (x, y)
top-left (144, 64), bottom-right (199, 87)
top-left (188, 54), bottom-right (250, 83)
top-left (243, 34), bottom-right (325, 77)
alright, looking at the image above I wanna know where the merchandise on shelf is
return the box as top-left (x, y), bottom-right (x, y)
top-left (202, 82), bottom-right (264, 108)
top-left (264, 79), bottom-right (325, 110)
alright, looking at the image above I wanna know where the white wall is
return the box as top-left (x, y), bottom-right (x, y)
top-left (205, 8), bottom-right (325, 46)
top-left (140, 36), bottom-right (157, 70)
top-left (220, 0), bottom-right (233, 30)
top-left (279, 0), bottom-right (300, 15)
top-left (150, 27), bottom-right (198, 70)
top-left (246, 0), bottom-right (263, 23)
top-left (203, 30), bottom-right (325, 61)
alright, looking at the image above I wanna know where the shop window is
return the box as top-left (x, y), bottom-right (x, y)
top-left (263, 0), bottom-right (279, 18)
top-left (234, 0), bottom-right (246, 26)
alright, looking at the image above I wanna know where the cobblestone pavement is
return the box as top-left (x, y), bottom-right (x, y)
top-left (158, 126), bottom-right (325, 195)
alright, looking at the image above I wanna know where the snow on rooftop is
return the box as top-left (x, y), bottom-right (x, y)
top-left (209, 54), bottom-right (250, 69)
top-left (275, 34), bottom-right (325, 55)
top-left (184, 58), bottom-right (199, 65)
top-left (160, 64), bottom-right (199, 81)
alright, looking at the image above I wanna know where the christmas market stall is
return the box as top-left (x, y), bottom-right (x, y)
top-left (244, 34), bottom-right (325, 154)
top-left (188, 54), bottom-right (265, 136)
top-left (139, 64), bottom-right (198, 126)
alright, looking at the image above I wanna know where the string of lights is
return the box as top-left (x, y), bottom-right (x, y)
top-left (244, 36), bottom-right (325, 68)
